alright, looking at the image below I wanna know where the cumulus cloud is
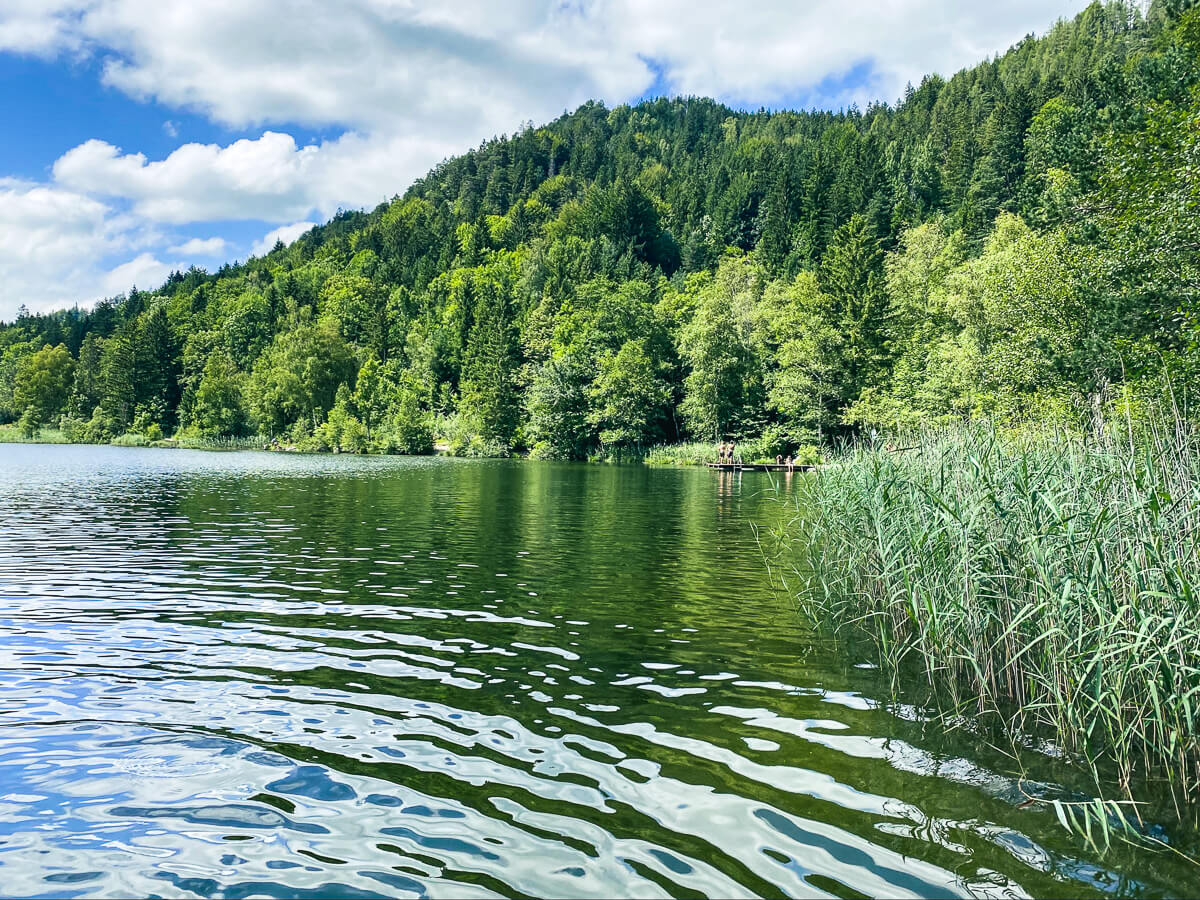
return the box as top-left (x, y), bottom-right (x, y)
top-left (54, 133), bottom-right (324, 223)
top-left (0, 0), bottom-right (83, 57)
top-left (0, 0), bottom-right (1090, 315)
top-left (0, 179), bottom-right (116, 271)
top-left (251, 222), bottom-right (316, 257)
top-left (52, 130), bottom-right (456, 225)
top-left (7, 1), bottom-right (1086, 127)
top-left (0, 178), bottom-right (172, 315)
top-left (168, 236), bottom-right (227, 256)
top-left (100, 252), bottom-right (181, 295)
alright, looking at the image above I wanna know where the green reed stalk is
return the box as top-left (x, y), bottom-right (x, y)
top-left (768, 420), bottom-right (1200, 823)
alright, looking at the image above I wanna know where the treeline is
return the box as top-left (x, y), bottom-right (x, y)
top-left (2, 1), bottom-right (1198, 456)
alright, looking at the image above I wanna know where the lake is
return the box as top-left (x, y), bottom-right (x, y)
top-left (0, 443), bottom-right (1192, 898)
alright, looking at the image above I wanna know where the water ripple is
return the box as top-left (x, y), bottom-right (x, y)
top-left (0, 444), bottom-right (1191, 898)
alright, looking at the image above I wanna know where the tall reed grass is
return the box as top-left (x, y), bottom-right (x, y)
top-left (0, 424), bottom-right (69, 443)
top-left (170, 435), bottom-right (265, 451)
top-left (766, 421), bottom-right (1200, 822)
top-left (644, 441), bottom-right (715, 466)
top-left (645, 438), bottom-right (821, 466)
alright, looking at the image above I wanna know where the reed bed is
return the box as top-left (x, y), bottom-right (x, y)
top-left (644, 441), bottom-right (716, 466)
top-left (645, 438), bottom-right (820, 467)
top-left (169, 434), bottom-right (264, 451)
top-left (0, 425), bottom-right (69, 443)
top-left (767, 421), bottom-right (1200, 819)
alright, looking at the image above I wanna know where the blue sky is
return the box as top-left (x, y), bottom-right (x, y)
top-left (0, 0), bottom-right (1087, 318)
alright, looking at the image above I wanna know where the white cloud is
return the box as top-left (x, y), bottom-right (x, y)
top-left (0, 178), bottom-right (170, 315)
top-left (0, 0), bottom-right (1092, 316)
top-left (52, 130), bottom-right (454, 225)
top-left (7, 1), bottom-right (1088, 127)
top-left (0, 1), bottom-right (83, 57)
top-left (100, 252), bottom-right (181, 296)
top-left (251, 222), bottom-right (316, 257)
top-left (168, 236), bottom-right (227, 256)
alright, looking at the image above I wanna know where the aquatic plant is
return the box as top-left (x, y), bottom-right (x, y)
top-left (644, 441), bottom-right (715, 466)
top-left (0, 424), bottom-right (69, 444)
top-left (170, 434), bottom-right (264, 451)
top-left (645, 439), bottom-right (822, 467)
top-left (766, 418), bottom-right (1200, 828)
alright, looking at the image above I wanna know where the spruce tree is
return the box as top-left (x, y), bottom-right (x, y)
top-left (100, 330), bottom-right (137, 432)
top-left (69, 332), bottom-right (104, 420)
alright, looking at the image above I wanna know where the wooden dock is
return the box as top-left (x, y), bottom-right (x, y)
top-left (706, 462), bottom-right (816, 473)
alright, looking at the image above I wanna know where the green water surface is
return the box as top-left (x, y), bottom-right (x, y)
top-left (0, 444), bottom-right (1194, 898)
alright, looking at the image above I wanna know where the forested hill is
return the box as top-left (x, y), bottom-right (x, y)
top-left (3, 0), bottom-right (1198, 456)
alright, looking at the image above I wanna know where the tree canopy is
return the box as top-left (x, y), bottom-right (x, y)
top-left (3, 1), bottom-right (1198, 455)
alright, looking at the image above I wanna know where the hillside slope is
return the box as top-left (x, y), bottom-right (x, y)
top-left (2, 0), bottom-right (1198, 456)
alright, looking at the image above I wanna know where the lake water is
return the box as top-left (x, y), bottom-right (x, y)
top-left (0, 443), bottom-right (1194, 898)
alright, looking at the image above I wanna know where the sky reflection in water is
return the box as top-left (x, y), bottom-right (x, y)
top-left (0, 443), bottom-right (1187, 899)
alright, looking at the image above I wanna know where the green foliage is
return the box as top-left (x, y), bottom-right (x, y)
top-left (382, 382), bottom-right (435, 455)
top-left (847, 215), bottom-right (1091, 428)
top-left (220, 291), bottom-right (272, 368)
top-left (188, 352), bottom-right (251, 439)
top-left (68, 333), bottom-right (104, 420)
top-left (589, 338), bottom-right (671, 452)
top-left (677, 257), bottom-right (765, 439)
top-left (110, 431), bottom-right (151, 447)
top-left (526, 355), bottom-right (592, 459)
top-left (460, 264), bottom-right (521, 449)
top-left (247, 320), bottom-right (356, 436)
top-left (100, 331), bottom-right (137, 434)
top-left (1092, 83), bottom-right (1200, 376)
top-left (13, 343), bottom-right (75, 432)
top-left (310, 388), bottom-right (369, 453)
top-left (767, 422), bottom-right (1200, 811)
top-left (0, 1), bottom-right (1196, 460)
top-left (349, 352), bottom-right (389, 437)
top-left (759, 271), bottom-right (843, 439)
top-left (0, 423), bottom-right (69, 444)
top-left (644, 441), bottom-right (714, 466)
top-left (0, 340), bottom-right (33, 423)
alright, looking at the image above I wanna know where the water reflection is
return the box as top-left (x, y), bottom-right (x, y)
top-left (0, 444), bottom-right (1190, 898)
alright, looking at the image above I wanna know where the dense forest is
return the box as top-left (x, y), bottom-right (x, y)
top-left (2, 0), bottom-right (1198, 457)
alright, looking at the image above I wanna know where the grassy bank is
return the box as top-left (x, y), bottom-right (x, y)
top-left (0, 424), bottom-right (71, 444)
top-left (766, 422), bottom-right (1200, 827)
top-left (0, 425), bottom-right (269, 453)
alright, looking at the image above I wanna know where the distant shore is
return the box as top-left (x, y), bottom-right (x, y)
top-left (0, 425), bottom-right (821, 468)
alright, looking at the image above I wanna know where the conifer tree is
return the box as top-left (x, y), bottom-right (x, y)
top-left (69, 332), bottom-right (104, 420)
top-left (100, 330), bottom-right (137, 432)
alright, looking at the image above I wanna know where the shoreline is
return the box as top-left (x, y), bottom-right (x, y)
top-left (0, 428), bottom-right (814, 467)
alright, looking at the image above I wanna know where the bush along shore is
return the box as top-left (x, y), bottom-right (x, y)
top-left (764, 418), bottom-right (1200, 851)
top-left (0, 423), bottom-right (283, 453)
top-left (0, 418), bottom-right (829, 465)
